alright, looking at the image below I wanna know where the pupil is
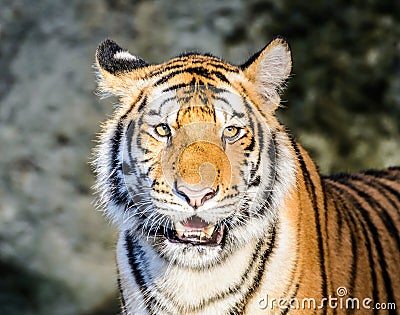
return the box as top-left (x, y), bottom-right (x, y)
top-left (227, 127), bottom-right (235, 135)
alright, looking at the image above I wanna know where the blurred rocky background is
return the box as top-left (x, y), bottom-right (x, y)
top-left (0, 0), bottom-right (399, 314)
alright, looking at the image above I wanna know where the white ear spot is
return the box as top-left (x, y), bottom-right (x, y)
top-left (113, 51), bottom-right (138, 61)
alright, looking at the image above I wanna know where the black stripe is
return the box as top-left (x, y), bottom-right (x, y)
top-left (125, 120), bottom-right (135, 165)
top-left (248, 175), bottom-right (260, 187)
top-left (117, 275), bottom-right (128, 314)
top-left (149, 58), bottom-right (239, 79)
top-left (349, 175), bottom-right (400, 249)
top-left (154, 66), bottom-right (232, 86)
top-left (136, 112), bottom-right (151, 155)
top-left (202, 237), bottom-right (268, 308)
top-left (363, 174), bottom-right (400, 216)
top-left (108, 97), bottom-right (142, 205)
top-left (254, 134), bottom-right (277, 216)
top-left (132, 90), bottom-right (144, 111)
top-left (156, 92), bottom-right (181, 113)
top-left (242, 97), bottom-right (255, 132)
top-left (291, 138), bottom-right (328, 314)
top-left (150, 63), bottom-right (187, 78)
top-left (155, 67), bottom-right (212, 85)
top-left (124, 232), bottom-right (155, 313)
top-left (137, 95), bottom-right (148, 112)
top-left (110, 121), bottom-right (123, 174)
top-left (207, 61), bottom-right (240, 73)
top-left (230, 223), bottom-right (277, 314)
top-left (327, 181), bottom-right (359, 300)
top-left (368, 177), bottom-right (400, 206)
top-left (281, 283), bottom-right (301, 315)
top-left (162, 83), bottom-right (191, 93)
top-left (280, 180), bottom-right (304, 311)
top-left (243, 135), bottom-right (255, 152)
top-left (363, 168), bottom-right (398, 180)
top-left (325, 180), bottom-right (344, 245)
top-left (332, 179), bottom-right (397, 306)
top-left (247, 122), bottom-right (264, 186)
top-left (211, 70), bottom-right (229, 83)
top-left (321, 179), bottom-right (330, 261)
top-left (327, 181), bottom-right (379, 314)
top-left (213, 92), bottom-right (247, 120)
top-left (109, 120), bottom-right (130, 206)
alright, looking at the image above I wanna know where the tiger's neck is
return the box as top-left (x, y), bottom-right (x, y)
top-left (246, 140), bottom-right (331, 314)
top-left (116, 230), bottom-right (278, 314)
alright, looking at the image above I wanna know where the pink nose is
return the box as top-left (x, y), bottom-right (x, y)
top-left (177, 186), bottom-right (216, 208)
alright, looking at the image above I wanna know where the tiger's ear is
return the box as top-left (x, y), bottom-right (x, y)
top-left (95, 39), bottom-right (149, 97)
top-left (241, 37), bottom-right (292, 108)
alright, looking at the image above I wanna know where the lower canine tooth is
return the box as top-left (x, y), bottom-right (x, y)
top-left (175, 222), bottom-right (185, 237)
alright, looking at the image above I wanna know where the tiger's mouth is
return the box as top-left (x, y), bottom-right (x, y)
top-left (165, 215), bottom-right (225, 246)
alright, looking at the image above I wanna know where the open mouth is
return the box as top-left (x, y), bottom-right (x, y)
top-left (165, 215), bottom-right (225, 246)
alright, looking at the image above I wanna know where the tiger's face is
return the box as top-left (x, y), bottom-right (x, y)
top-left (95, 38), bottom-right (294, 268)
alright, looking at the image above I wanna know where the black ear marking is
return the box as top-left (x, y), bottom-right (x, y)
top-left (240, 45), bottom-right (264, 70)
top-left (96, 39), bottom-right (149, 75)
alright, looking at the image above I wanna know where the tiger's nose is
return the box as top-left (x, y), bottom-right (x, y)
top-left (177, 186), bottom-right (216, 208)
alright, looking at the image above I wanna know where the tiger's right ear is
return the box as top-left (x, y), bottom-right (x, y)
top-left (241, 37), bottom-right (292, 110)
top-left (95, 39), bottom-right (149, 97)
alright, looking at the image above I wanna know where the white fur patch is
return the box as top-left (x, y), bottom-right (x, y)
top-left (114, 50), bottom-right (137, 61)
top-left (258, 44), bottom-right (291, 85)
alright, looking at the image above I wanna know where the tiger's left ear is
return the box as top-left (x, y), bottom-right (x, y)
top-left (95, 39), bottom-right (149, 97)
top-left (241, 37), bottom-right (292, 108)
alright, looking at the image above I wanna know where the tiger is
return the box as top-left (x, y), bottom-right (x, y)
top-left (93, 37), bottom-right (400, 314)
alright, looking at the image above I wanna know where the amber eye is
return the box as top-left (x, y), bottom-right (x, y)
top-left (155, 123), bottom-right (171, 137)
top-left (223, 126), bottom-right (240, 140)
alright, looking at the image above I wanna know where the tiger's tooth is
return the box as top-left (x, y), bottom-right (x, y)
top-left (175, 222), bottom-right (185, 237)
top-left (174, 222), bottom-right (216, 240)
top-left (204, 225), bottom-right (215, 238)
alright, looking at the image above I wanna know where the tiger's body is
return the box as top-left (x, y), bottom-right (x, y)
top-left (93, 38), bottom-right (400, 314)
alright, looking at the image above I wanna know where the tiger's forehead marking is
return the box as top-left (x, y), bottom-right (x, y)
top-left (148, 54), bottom-right (242, 129)
top-left (174, 86), bottom-right (217, 128)
top-left (149, 53), bottom-right (239, 82)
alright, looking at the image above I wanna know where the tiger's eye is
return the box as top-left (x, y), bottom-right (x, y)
top-left (155, 123), bottom-right (171, 137)
top-left (223, 126), bottom-right (239, 139)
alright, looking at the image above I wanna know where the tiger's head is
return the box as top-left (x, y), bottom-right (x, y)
top-left (94, 38), bottom-right (296, 268)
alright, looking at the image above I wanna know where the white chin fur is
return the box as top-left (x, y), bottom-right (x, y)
top-left (160, 240), bottom-right (223, 268)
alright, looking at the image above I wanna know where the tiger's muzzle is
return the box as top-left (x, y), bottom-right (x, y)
top-left (161, 122), bottom-right (232, 245)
